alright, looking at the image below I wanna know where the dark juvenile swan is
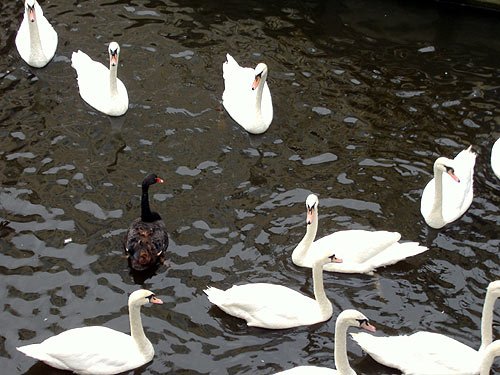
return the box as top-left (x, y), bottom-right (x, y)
top-left (125, 174), bottom-right (168, 271)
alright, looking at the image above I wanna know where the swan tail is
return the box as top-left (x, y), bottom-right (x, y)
top-left (350, 332), bottom-right (407, 369)
top-left (71, 50), bottom-right (92, 71)
top-left (222, 53), bottom-right (240, 79)
top-left (17, 344), bottom-right (69, 370)
top-left (204, 286), bottom-right (226, 305)
top-left (369, 242), bottom-right (428, 269)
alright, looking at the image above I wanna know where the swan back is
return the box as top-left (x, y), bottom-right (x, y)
top-left (222, 53), bottom-right (273, 134)
top-left (15, 0), bottom-right (58, 68)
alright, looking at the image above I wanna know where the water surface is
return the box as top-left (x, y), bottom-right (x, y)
top-left (0, 0), bottom-right (499, 374)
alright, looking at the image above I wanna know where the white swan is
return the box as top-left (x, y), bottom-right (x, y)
top-left (204, 251), bottom-right (341, 329)
top-left (273, 309), bottom-right (376, 375)
top-left (491, 138), bottom-right (500, 179)
top-left (420, 146), bottom-right (476, 229)
top-left (350, 280), bottom-right (500, 375)
top-left (15, 0), bottom-right (58, 68)
top-left (292, 194), bottom-right (428, 275)
top-left (222, 53), bottom-right (273, 134)
top-left (480, 340), bottom-right (500, 375)
top-left (17, 289), bottom-right (162, 375)
top-left (71, 42), bottom-right (129, 116)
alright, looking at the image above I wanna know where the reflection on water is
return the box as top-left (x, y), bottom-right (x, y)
top-left (0, 0), bottom-right (499, 374)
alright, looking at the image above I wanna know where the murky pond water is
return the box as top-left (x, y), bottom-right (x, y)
top-left (1, 0), bottom-right (499, 374)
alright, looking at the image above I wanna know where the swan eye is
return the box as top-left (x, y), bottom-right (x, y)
top-left (255, 71), bottom-right (263, 79)
top-left (356, 318), bottom-right (369, 326)
top-left (146, 294), bottom-right (156, 301)
top-left (445, 166), bottom-right (454, 174)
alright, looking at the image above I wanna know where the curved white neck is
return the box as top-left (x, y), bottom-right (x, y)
top-left (334, 318), bottom-right (356, 375)
top-left (292, 210), bottom-right (318, 266)
top-left (428, 164), bottom-right (445, 228)
top-left (311, 259), bottom-right (332, 318)
top-left (109, 64), bottom-right (119, 96)
top-left (28, 17), bottom-right (46, 62)
top-left (479, 341), bottom-right (499, 375)
top-left (479, 287), bottom-right (496, 351)
top-left (254, 76), bottom-right (265, 122)
top-left (129, 303), bottom-right (153, 357)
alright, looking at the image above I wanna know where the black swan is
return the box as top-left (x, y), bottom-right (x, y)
top-left (125, 174), bottom-right (168, 271)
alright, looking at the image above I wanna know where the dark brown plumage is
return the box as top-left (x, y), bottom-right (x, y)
top-left (125, 174), bottom-right (168, 271)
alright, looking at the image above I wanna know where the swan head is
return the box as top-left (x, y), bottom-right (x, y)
top-left (487, 280), bottom-right (500, 298)
top-left (434, 157), bottom-right (460, 183)
top-left (142, 173), bottom-right (164, 188)
top-left (338, 309), bottom-right (376, 332)
top-left (128, 289), bottom-right (163, 307)
top-left (25, 0), bottom-right (37, 22)
top-left (251, 63), bottom-right (268, 90)
top-left (305, 194), bottom-right (319, 225)
top-left (312, 251), bottom-right (343, 266)
top-left (108, 42), bottom-right (121, 67)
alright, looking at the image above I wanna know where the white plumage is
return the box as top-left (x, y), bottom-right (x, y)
top-left (17, 289), bottom-right (162, 375)
top-left (15, 0), bottom-right (58, 68)
top-left (222, 53), bottom-right (273, 134)
top-left (205, 252), bottom-right (338, 329)
top-left (292, 194), bottom-right (428, 275)
top-left (71, 42), bottom-right (129, 116)
top-left (351, 280), bottom-right (500, 374)
top-left (491, 138), bottom-right (500, 179)
top-left (420, 146), bottom-right (476, 229)
top-left (274, 310), bottom-right (376, 375)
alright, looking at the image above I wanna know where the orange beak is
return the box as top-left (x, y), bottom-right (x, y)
top-left (29, 7), bottom-right (36, 22)
top-left (252, 75), bottom-right (261, 90)
top-left (447, 169), bottom-right (460, 183)
top-left (150, 296), bottom-right (163, 305)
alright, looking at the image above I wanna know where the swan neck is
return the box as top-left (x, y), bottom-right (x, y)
top-left (141, 184), bottom-right (154, 222)
top-left (312, 260), bottom-right (331, 317)
top-left (334, 319), bottom-right (355, 375)
top-left (479, 288), bottom-right (495, 351)
top-left (430, 164), bottom-right (445, 223)
top-left (109, 64), bottom-right (118, 95)
top-left (292, 210), bottom-right (318, 266)
top-left (129, 303), bottom-right (152, 355)
top-left (28, 17), bottom-right (45, 61)
top-left (254, 74), bottom-right (266, 118)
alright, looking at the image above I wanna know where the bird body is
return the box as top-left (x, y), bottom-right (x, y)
top-left (15, 0), bottom-right (58, 67)
top-left (292, 194), bottom-right (428, 275)
top-left (205, 252), bottom-right (339, 329)
top-left (420, 147), bottom-right (476, 228)
top-left (222, 54), bottom-right (273, 134)
top-left (71, 42), bottom-right (128, 116)
top-left (351, 280), bottom-right (500, 374)
top-left (17, 289), bottom-right (163, 375)
top-left (125, 174), bottom-right (168, 271)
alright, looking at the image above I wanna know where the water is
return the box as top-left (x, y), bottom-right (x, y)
top-left (1, 0), bottom-right (499, 374)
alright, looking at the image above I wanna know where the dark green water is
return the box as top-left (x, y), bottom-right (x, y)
top-left (0, 0), bottom-right (499, 374)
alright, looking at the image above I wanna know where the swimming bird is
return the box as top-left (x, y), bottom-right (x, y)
top-left (17, 289), bottom-right (163, 375)
top-left (71, 41), bottom-right (129, 116)
top-left (222, 54), bottom-right (273, 134)
top-left (350, 280), bottom-right (500, 374)
top-left (15, 0), bottom-right (58, 68)
top-left (491, 138), bottom-right (500, 179)
top-left (204, 251), bottom-right (342, 329)
top-left (125, 174), bottom-right (168, 271)
top-left (292, 194), bottom-right (428, 275)
top-left (420, 146), bottom-right (476, 229)
top-left (273, 309), bottom-right (376, 375)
